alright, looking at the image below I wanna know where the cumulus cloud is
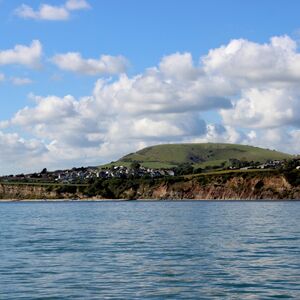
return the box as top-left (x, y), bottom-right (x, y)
top-left (52, 53), bottom-right (129, 75)
top-left (12, 95), bottom-right (78, 126)
top-left (202, 36), bottom-right (300, 130)
top-left (89, 67), bottom-right (232, 117)
top-left (15, 4), bottom-right (69, 20)
top-left (240, 128), bottom-right (300, 154)
top-left (203, 35), bottom-right (300, 84)
top-left (65, 0), bottom-right (90, 10)
top-left (189, 124), bottom-right (249, 145)
top-left (3, 52), bottom-right (232, 170)
top-left (15, 0), bottom-right (90, 21)
top-left (0, 131), bottom-right (48, 174)
top-left (3, 35), bottom-right (300, 173)
top-left (0, 132), bottom-right (46, 159)
top-left (159, 52), bottom-right (200, 80)
top-left (0, 40), bottom-right (42, 68)
top-left (221, 88), bottom-right (300, 129)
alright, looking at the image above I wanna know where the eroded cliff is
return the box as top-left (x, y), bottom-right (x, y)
top-left (136, 174), bottom-right (299, 200)
top-left (1, 171), bottom-right (299, 200)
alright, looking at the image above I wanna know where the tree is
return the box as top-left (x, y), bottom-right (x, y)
top-left (130, 161), bottom-right (141, 170)
top-left (174, 163), bottom-right (193, 175)
top-left (41, 168), bottom-right (48, 174)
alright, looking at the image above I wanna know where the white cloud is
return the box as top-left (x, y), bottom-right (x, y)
top-left (240, 128), bottom-right (300, 155)
top-left (203, 35), bottom-right (300, 85)
top-left (0, 131), bottom-right (48, 174)
top-left (159, 52), bottom-right (200, 80)
top-left (15, 4), bottom-right (69, 21)
top-left (221, 88), bottom-right (300, 129)
top-left (52, 53), bottom-right (128, 75)
top-left (3, 35), bottom-right (300, 173)
top-left (0, 40), bottom-right (42, 68)
top-left (12, 95), bottom-right (78, 126)
top-left (201, 36), bottom-right (300, 131)
top-left (5, 52), bottom-right (231, 170)
top-left (0, 121), bottom-right (9, 129)
top-left (65, 0), bottom-right (90, 10)
top-left (89, 67), bottom-right (231, 117)
top-left (15, 0), bottom-right (90, 21)
top-left (0, 73), bottom-right (5, 81)
top-left (190, 124), bottom-right (248, 145)
top-left (11, 77), bottom-right (33, 85)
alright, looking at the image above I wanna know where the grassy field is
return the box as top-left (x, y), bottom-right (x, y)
top-left (102, 143), bottom-right (292, 169)
top-left (0, 181), bottom-right (88, 187)
top-left (101, 161), bottom-right (178, 169)
top-left (184, 168), bottom-right (277, 179)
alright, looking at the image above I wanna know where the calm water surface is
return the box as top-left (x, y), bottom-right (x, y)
top-left (0, 201), bottom-right (300, 299)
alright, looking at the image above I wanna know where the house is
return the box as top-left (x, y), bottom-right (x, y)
top-left (166, 170), bottom-right (175, 176)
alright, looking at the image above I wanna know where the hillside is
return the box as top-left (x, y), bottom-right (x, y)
top-left (105, 143), bottom-right (292, 169)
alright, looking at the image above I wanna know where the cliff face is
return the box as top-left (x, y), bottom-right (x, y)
top-left (0, 184), bottom-right (84, 200)
top-left (1, 173), bottom-right (299, 200)
top-left (136, 175), bottom-right (300, 200)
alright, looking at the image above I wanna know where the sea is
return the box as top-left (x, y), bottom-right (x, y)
top-left (0, 201), bottom-right (299, 299)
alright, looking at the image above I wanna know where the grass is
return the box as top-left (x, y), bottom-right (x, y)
top-left (2, 168), bottom-right (298, 199)
top-left (184, 168), bottom-right (277, 179)
top-left (102, 143), bottom-right (292, 169)
top-left (102, 161), bottom-right (177, 169)
top-left (192, 159), bottom-right (228, 169)
top-left (0, 181), bottom-right (88, 187)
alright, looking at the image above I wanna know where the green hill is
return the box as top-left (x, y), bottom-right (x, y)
top-left (103, 143), bottom-right (292, 169)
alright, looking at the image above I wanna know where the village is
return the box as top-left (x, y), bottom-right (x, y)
top-left (1, 158), bottom-right (299, 184)
top-left (0, 165), bottom-right (176, 184)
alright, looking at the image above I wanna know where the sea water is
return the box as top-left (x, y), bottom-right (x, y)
top-left (0, 201), bottom-right (299, 299)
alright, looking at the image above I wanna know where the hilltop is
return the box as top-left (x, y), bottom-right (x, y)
top-left (1, 143), bottom-right (299, 200)
top-left (104, 143), bottom-right (292, 170)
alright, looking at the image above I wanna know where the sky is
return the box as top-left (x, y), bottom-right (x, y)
top-left (1, 0), bottom-right (300, 174)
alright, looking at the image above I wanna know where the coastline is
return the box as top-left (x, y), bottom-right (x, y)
top-left (1, 170), bottom-right (299, 201)
top-left (0, 198), bottom-right (299, 202)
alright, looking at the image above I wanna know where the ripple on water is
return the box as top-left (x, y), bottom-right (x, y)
top-left (0, 201), bottom-right (300, 299)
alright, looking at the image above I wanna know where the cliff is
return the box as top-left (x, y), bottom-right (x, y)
top-left (0, 183), bottom-right (84, 200)
top-left (1, 171), bottom-right (299, 200)
top-left (136, 174), bottom-right (300, 200)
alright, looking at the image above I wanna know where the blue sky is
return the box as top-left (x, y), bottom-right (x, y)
top-left (1, 0), bottom-right (300, 174)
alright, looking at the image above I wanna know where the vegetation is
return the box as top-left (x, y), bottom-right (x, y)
top-left (1, 143), bottom-right (298, 200)
top-left (102, 143), bottom-right (291, 170)
top-left (84, 177), bottom-right (152, 198)
top-left (1, 168), bottom-right (299, 200)
top-left (280, 158), bottom-right (300, 186)
top-left (284, 170), bottom-right (300, 187)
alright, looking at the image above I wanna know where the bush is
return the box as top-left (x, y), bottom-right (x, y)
top-left (130, 161), bottom-right (141, 170)
top-left (193, 167), bottom-right (203, 174)
top-left (284, 170), bottom-right (300, 187)
top-left (84, 178), bottom-right (140, 199)
top-left (56, 185), bottom-right (77, 194)
top-left (174, 163), bottom-right (193, 175)
top-left (197, 176), bottom-right (210, 186)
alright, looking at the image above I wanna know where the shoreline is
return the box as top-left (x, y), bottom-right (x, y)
top-left (0, 198), bottom-right (299, 202)
top-left (1, 171), bottom-right (299, 201)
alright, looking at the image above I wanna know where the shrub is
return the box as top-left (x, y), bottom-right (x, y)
top-left (284, 170), bottom-right (300, 187)
top-left (56, 185), bottom-right (77, 194)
